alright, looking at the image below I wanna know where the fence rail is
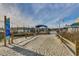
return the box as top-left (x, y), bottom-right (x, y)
top-left (57, 34), bottom-right (76, 55)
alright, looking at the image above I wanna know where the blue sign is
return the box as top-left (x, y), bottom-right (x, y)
top-left (5, 18), bottom-right (10, 40)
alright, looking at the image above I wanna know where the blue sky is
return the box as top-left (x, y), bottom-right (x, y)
top-left (17, 3), bottom-right (79, 28)
top-left (0, 3), bottom-right (79, 28)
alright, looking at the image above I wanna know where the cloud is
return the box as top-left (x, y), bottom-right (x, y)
top-left (0, 3), bottom-right (79, 28)
top-left (45, 4), bottom-right (79, 28)
top-left (0, 3), bottom-right (38, 28)
top-left (31, 3), bottom-right (77, 28)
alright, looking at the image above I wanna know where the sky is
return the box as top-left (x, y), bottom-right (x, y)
top-left (0, 3), bottom-right (79, 28)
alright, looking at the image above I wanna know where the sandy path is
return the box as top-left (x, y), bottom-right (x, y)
top-left (24, 34), bottom-right (74, 56)
top-left (0, 34), bottom-right (74, 56)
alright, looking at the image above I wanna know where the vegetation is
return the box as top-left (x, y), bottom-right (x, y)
top-left (58, 32), bottom-right (79, 44)
top-left (0, 32), bottom-right (3, 41)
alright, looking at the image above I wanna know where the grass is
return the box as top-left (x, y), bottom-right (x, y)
top-left (58, 32), bottom-right (79, 44)
top-left (0, 32), bottom-right (3, 42)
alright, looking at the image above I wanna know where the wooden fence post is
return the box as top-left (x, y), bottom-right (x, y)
top-left (76, 39), bottom-right (79, 56)
top-left (11, 32), bottom-right (14, 44)
top-left (3, 32), bottom-right (6, 46)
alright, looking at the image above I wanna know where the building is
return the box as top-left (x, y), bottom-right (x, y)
top-left (67, 18), bottom-right (79, 33)
top-left (67, 22), bottom-right (79, 33)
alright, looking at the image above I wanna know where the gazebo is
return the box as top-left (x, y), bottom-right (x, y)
top-left (35, 25), bottom-right (49, 34)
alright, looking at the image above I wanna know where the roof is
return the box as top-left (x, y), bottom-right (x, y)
top-left (71, 22), bottom-right (79, 27)
top-left (35, 25), bottom-right (48, 28)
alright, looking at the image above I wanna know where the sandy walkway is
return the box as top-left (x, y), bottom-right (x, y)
top-left (0, 34), bottom-right (74, 56)
top-left (24, 34), bottom-right (74, 56)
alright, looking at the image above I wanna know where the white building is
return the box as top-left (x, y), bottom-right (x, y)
top-left (67, 18), bottom-right (79, 33)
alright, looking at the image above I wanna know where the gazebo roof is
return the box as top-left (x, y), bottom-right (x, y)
top-left (35, 25), bottom-right (48, 28)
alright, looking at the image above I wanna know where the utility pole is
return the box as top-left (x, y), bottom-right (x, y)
top-left (58, 19), bottom-right (61, 33)
top-left (58, 18), bottom-right (64, 33)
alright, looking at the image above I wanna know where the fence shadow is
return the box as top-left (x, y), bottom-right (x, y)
top-left (10, 45), bottom-right (43, 56)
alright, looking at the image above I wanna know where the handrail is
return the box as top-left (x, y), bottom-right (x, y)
top-left (57, 34), bottom-right (76, 55)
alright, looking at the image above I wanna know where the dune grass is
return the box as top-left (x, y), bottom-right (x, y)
top-left (0, 32), bottom-right (3, 42)
top-left (58, 32), bottom-right (79, 44)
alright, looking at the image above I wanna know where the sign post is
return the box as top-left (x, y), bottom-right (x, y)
top-left (4, 16), bottom-right (7, 46)
top-left (4, 16), bottom-right (11, 46)
top-left (6, 17), bottom-right (10, 44)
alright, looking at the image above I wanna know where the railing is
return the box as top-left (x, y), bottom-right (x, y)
top-left (57, 34), bottom-right (76, 55)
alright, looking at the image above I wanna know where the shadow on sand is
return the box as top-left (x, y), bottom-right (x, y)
top-left (9, 45), bottom-right (43, 56)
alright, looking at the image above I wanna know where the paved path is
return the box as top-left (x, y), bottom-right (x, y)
top-left (0, 33), bottom-right (74, 56)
